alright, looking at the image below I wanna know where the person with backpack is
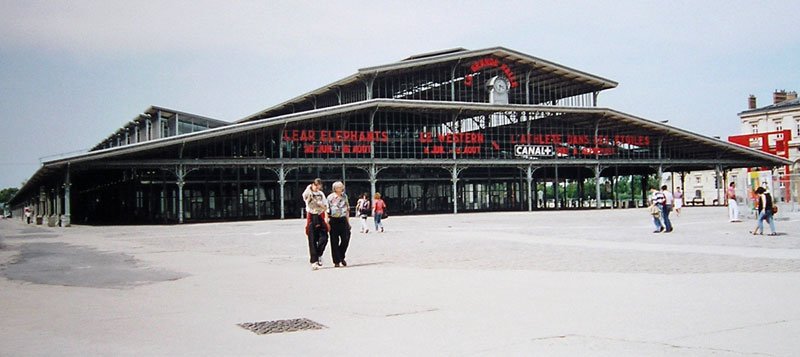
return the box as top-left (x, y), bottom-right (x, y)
top-left (752, 186), bottom-right (777, 236)
top-left (356, 193), bottom-right (371, 233)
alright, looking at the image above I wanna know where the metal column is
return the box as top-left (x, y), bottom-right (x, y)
top-left (369, 109), bottom-right (376, 160)
top-left (715, 165), bottom-right (722, 205)
top-left (554, 165), bottom-right (560, 209)
top-left (369, 164), bottom-right (382, 205)
top-left (38, 187), bottom-right (45, 224)
top-left (63, 166), bottom-right (71, 227)
top-left (278, 165), bottom-right (286, 219)
top-left (526, 165), bottom-right (533, 211)
top-left (255, 167), bottom-right (261, 219)
top-left (55, 187), bottom-right (61, 225)
top-left (451, 165), bottom-right (459, 214)
top-left (595, 165), bottom-right (602, 209)
top-left (176, 165), bottom-right (185, 224)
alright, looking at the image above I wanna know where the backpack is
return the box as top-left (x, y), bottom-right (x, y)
top-left (359, 199), bottom-right (371, 213)
top-left (765, 193), bottom-right (777, 214)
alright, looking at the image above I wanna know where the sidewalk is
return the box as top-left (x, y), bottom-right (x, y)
top-left (1, 207), bottom-right (799, 356)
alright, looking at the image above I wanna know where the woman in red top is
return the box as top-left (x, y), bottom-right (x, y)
top-left (373, 192), bottom-right (387, 233)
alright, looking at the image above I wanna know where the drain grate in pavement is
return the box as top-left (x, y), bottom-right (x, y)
top-left (238, 318), bottom-right (327, 335)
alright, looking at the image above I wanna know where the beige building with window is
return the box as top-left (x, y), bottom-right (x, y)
top-left (687, 90), bottom-right (799, 207)
top-left (740, 90), bottom-right (800, 165)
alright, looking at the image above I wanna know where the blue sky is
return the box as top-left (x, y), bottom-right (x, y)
top-left (1, 0), bottom-right (799, 188)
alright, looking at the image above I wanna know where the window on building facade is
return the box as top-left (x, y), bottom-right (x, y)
top-left (796, 118), bottom-right (800, 136)
top-left (695, 176), bottom-right (701, 184)
top-left (161, 121), bottom-right (170, 138)
top-left (751, 124), bottom-right (758, 133)
top-left (775, 120), bottom-right (782, 131)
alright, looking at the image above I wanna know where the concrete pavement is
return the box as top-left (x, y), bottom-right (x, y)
top-left (1, 206), bottom-right (799, 356)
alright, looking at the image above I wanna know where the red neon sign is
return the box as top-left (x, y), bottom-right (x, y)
top-left (286, 129), bottom-right (650, 158)
top-left (507, 134), bottom-right (650, 146)
top-left (282, 130), bottom-right (388, 143)
top-left (464, 57), bottom-right (519, 88)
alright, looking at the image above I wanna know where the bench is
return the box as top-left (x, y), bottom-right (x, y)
top-left (686, 197), bottom-right (705, 206)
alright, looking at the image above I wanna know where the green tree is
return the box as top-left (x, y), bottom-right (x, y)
top-left (0, 187), bottom-right (20, 204)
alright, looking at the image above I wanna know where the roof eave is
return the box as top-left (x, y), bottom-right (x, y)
top-left (236, 73), bottom-right (363, 123)
top-left (738, 104), bottom-right (800, 117)
top-left (358, 46), bottom-right (618, 89)
top-left (146, 106), bottom-right (231, 126)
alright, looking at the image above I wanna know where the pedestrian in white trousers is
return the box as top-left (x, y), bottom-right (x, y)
top-left (727, 182), bottom-right (740, 222)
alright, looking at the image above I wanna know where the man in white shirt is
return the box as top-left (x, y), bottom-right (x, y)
top-left (660, 185), bottom-right (674, 233)
top-left (650, 188), bottom-right (665, 233)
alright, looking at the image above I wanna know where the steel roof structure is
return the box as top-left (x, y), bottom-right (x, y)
top-left (90, 106), bottom-right (230, 151)
top-left (238, 47), bottom-right (618, 123)
top-left (8, 46), bottom-right (791, 224)
top-left (12, 99), bottom-right (790, 204)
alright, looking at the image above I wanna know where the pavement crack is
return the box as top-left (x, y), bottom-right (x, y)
top-left (667, 319), bottom-right (799, 342)
top-left (385, 308), bottom-right (439, 317)
top-left (527, 334), bottom-right (777, 356)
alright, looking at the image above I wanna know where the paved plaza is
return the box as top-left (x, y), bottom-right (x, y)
top-left (1, 206), bottom-right (800, 356)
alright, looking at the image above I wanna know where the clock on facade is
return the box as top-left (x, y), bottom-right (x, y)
top-left (487, 76), bottom-right (510, 104)
top-left (488, 76), bottom-right (510, 94)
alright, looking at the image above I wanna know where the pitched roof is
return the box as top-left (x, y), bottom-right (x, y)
top-left (36, 99), bottom-right (791, 167)
top-left (739, 97), bottom-right (800, 116)
top-left (237, 46), bottom-right (618, 123)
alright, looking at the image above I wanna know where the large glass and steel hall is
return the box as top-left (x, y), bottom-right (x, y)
top-left (9, 47), bottom-right (791, 225)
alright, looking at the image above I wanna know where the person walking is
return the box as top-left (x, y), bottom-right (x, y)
top-left (355, 193), bottom-right (371, 233)
top-left (302, 178), bottom-right (329, 270)
top-left (751, 186), bottom-right (777, 236)
top-left (673, 187), bottom-right (683, 216)
top-left (727, 182), bottom-right (741, 222)
top-left (327, 181), bottom-right (351, 267)
top-left (660, 185), bottom-right (674, 232)
top-left (373, 192), bottom-right (387, 233)
top-left (649, 187), bottom-right (665, 233)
